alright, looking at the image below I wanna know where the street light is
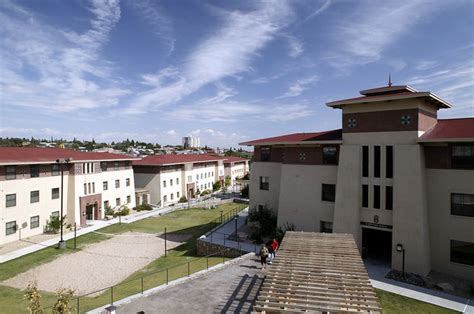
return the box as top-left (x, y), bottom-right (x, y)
top-left (56, 158), bottom-right (72, 249)
top-left (396, 243), bottom-right (405, 278)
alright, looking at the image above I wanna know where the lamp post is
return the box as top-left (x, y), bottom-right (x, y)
top-left (56, 158), bottom-right (72, 249)
top-left (396, 243), bottom-right (405, 278)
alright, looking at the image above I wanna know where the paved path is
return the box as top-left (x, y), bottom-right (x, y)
top-left (365, 259), bottom-right (474, 313)
top-left (201, 208), bottom-right (259, 254)
top-left (113, 254), bottom-right (264, 314)
top-left (0, 197), bottom-right (238, 263)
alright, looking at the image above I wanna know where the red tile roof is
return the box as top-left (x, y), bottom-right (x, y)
top-left (133, 154), bottom-right (225, 166)
top-left (419, 118), bottom-right (474, 142)
top-left (239, 129), bottom-right (342, 146)
top-left (0, 147), bottom-right (138, 165)
top-left (223, 156), bottom-right (248, 164)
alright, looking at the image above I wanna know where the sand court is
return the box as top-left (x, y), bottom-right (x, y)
top-left (3, 232), bottom-right (190, 295)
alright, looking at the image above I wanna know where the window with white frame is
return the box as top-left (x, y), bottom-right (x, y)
top-left (30, 216), bottom-right (40, 229)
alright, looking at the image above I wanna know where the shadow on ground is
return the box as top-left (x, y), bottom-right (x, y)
top-left (216, 272), bottom-right (265, 313)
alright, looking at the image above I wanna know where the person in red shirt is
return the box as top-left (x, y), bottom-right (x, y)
top-left (271, 238), bottom-right (279, 253)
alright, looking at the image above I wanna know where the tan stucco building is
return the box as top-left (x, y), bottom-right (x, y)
top-left (241, 84), bottom-right (474, 280)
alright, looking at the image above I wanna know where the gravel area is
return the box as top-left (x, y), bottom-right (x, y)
top-left (3, 232), bottom-right (190, 295)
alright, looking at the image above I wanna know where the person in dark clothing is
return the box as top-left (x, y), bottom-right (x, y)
top-left (259, 244), bottom-right (269, 269)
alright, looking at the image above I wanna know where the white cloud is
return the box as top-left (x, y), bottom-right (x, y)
top-left (122, 0), bottom-right (294, 114)
top-left (415, 60), bottom-right (439, 71)
top-left (250, 74), bottom-right (282, 84)
top-left (326, 1), bottom-right (445, 69)
top-left (0, 0), bottom-right (127, 113)
top-left (278, 75), bottom-right (319, 98)
top-left (285, 34), bottom-right (303, 57)
top-left (127, 0), bottom-right (175, 55)
top-left (303, 0), bottom-right (331, 22)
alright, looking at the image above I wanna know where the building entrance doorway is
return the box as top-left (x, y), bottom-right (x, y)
top-left (362, 227), bottom-right (392, 264)
top-left (86, 205), bottom-right (94, 220)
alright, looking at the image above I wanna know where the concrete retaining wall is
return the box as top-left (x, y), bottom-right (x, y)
top-left (196, 239), bottom-right (244, 258)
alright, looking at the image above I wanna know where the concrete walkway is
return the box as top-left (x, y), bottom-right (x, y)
top-left (0, 197), bottom-right (238, 264)
top-left (201, 208), bottom-right (259, 254)
top-left (365, 259), bottom-right (474, 313)
top-left (109, 254), bottom-right (264, 314)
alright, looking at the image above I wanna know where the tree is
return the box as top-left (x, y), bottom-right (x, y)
top-left (224, 175), bottom-right (231, 187)
top-left (52, 288), bottom-right (75, 314)
top-left (213, 181), bottom-right (221, 191)
top-left (240, 184), bottom-right (249, 198)
top-left (24, 282), bottom-right (42, 314)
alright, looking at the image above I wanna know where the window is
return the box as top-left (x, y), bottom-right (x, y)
top-left (104, 200), bottom-right (109, 209)
top-left (323, 147), bottom-right (338, 164)
top-left (299, 152), bottom-right (306, 161)
top-left (103, 181), bottom-right (108, 191)
top-left (320, 221), bottom-right (333, 233)
top-left (6, 166), bottom-right (16, 180)
top-left (261, 146), bottom-right (271, 161)
top-left (451, 193), bottom-right (474, 217)
top-left (171, 193), bottom-right (174, 200)
top-left (362, 185), bottom-right (368, 208)
top-left (92, 182), bottom-right (95, 194)
top-left (450, 240), bottom-right (474, 266)
top-left (52, 188), bottom-right (60, 199)
top-left (114, 162), bottom-right (119, 170)
top-left (6, 221), bottom-right (16, 235)
top-left (362, 146), bottom-right (369, 177)
top-left (115, 179), bottom-right (120, 188)
top-left (321, 184), bottom-right (336, 202)
top-left (188, 175), bottom-right (192, 182)
top-left (163, 195), bottom-right (167, 203)
top-left (127, 195), bottom-right (131, 203)
top-left (84, 183), bottom-right (87, 195)
top-left (116, 198), bottom-right (120, 206)
top-left (52, 164), bottom-right (60, 176)
top-left (204, 173), bottom-right (207, 178)
top-left (374, 146), bottom-right (381, 178)
top-left (30, 165), bottom-right (40, 177)
top-left (51, 211), bottom-right (59, 218)
top-left (30, 216), bottom-right (40, 229)
top-left (30, 190), bottom-right (40, 203)
top-left (101, 162), bottom-right (108, 171)
top-left (386, 186), bottom-right (393, 210)
top-left (452, 146), bottom-right (474, 169)
top-left (386, 146), bottom-right (393, 178)
top-left (200, 174), bottom-right (203, 179)
top-left (163, 180), bottom-right (167, 188)
top-left (126, 178), bottom-right (130, 187)
top-left (88, 183), bottom-right (91, 194)
top-left (170, 179), bottom-right (173, 186)
top-left (177, 192), bottom-right (180, 198)
top-left (259, 176), bottom-right (269, 190)
top-left (373, 185), bottom-right (380, 209)
top-left (6, 194), bottom-right (16, 207)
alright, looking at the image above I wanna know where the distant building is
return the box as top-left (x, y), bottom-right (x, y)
top-left (224, 157), bottom-right (249, 186)
top-left (241, 83), bottom-right (474, 281)
top-left (133, 155), bottom-right (249, 206)
top-left (182, 136), bottom-right (200, 149)
top-left (0, 147), bottom-right (138, 245)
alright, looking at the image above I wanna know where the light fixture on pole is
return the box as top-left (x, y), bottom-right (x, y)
top-left (56, 157), bottom-right (72, 249)
top-left (396, 243), bottom-right (405, 278)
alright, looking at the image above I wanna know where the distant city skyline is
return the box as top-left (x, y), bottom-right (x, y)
top-left (1, 0), bottom-right (473, 147)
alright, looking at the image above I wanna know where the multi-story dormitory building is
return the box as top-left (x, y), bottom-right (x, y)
top-left (241, 84), bottom-right (474, 280)
top-left (0, 147), bottom-right (138, 245)
top-left (133, 154), bottom-right (249, 206)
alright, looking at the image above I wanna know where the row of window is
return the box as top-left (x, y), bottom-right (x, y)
top-left (163, 192), bottom-right (180, 203)
top-left (6, 211), bottom-right (59, 235)
top-left (104, 195), bottom-right (132, 208)
top-left (84, 178), bottom-right (130, 195)
top-left (260, 146), bottom-right (338, 164)
top-left (361, 184), bottom-right (393, 210)
top-left (362, 145), bottom-right (393, 178)
top-left (5, 164), bottom-right (61, 180)
top-left (163, 178), bottom-right (179, 188)
top-left (5, 188), bottom-right (61, 207)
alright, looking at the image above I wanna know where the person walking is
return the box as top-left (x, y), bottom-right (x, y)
top-left (259, 244), bottom-right (269, 269)
top-left (271, 238), bottom-right (279, 256)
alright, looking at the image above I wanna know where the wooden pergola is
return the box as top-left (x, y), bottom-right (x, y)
top-left (254, 232), bottom-right (381, 313)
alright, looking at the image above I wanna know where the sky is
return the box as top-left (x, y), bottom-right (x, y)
top-left (0, 0), bottom-right (473, 148)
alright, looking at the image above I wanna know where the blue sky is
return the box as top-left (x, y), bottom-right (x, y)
top-left (0, 0), bottom-right (473, 148)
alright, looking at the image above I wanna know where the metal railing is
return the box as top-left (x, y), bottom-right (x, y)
top-left (40, 205), bottom-right (249, 313)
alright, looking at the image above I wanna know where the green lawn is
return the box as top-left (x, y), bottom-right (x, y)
top-left (375, 289), bottom-right (459, 314)
top-left (0, 202), bottom-right (245, 313)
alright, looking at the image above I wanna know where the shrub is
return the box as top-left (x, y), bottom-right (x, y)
top-left (240, 184), bottom-right (249, 198)
top-left (200, 189), bottom-right (212, 196)
top-left (241, 173), bottom-right (250, 180)
top-left (224, 175), bottom-right (231, 187)
top-left (212, 181), bottom-right (221, 191)
top-left (24, 282), bottom-right (42, 314)
top-left (178, 196), bottom-right (188, 203)
top-left (135, 204), bottom-right (153, 211)
top-left (105, 205), bottom-right (114, 216)
top-left (275, 222), bottom-right (296, 244)
top-left (113, 205), bottom-right (130, 217)
top-left (45, 215), bottom-right (66, 234)
top-left (248, 205), bottom-right (277, 241)
top-left (52, 288), bottom-right (74, 314)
